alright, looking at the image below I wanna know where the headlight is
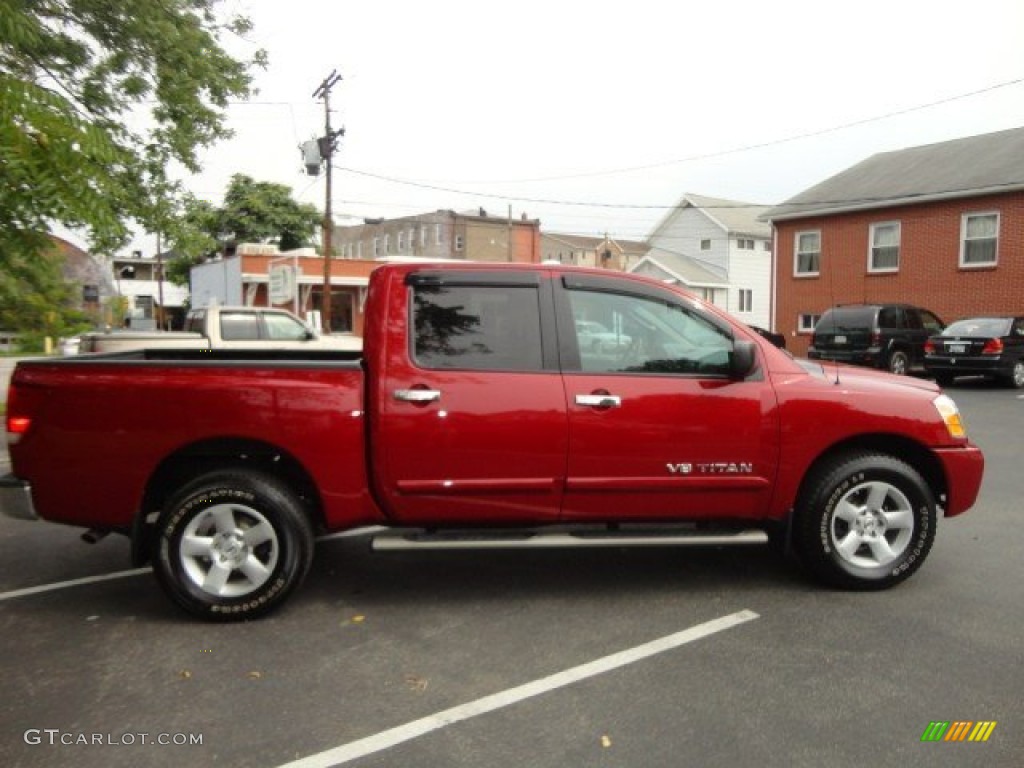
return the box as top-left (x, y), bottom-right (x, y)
top-left (933, 394), bottom-right (966, 439)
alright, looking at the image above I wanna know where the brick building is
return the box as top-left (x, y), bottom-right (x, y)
top-left (333, 208), bottom-right (541, 263)
top-left (764, 127), bottom-right (1024, 355)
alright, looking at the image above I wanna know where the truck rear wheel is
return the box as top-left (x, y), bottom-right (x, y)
top-left (793, 453), bottom-right (936, 590)
top-left (154, 470), bottom-right (314, 621)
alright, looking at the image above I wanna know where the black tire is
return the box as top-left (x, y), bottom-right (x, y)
top-left (887, 350), bottom-right (909, 375)
top-left (154, 470), bottom-right (314, 621)
top-left (1000, 359), bottom-right (1024, 389)
top-left (793, 453), bottom-right (936, 590)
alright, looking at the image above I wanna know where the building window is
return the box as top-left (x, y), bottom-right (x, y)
top-left (960, 212), bottom-right (998, 267)
top-left (420, 227), bottom-right (426, 248)
top-left (738, 289), bottom-right (753, 313)
top-left (869, 222), bottom-right (900, 272)
top-left (372, 237), bottom-right (380, 257)
top-left (383, 234), bottom-right (390, 253)
top-left (435, 224), bottom-right (442, 245)
top-left (397, 232), bottom-right (404, 252)
top-left (356, 241), bottom-right (363, 259)
top-left (795, 231), bottom-right (821, 276)
top-left (736, 238), bottom-right (754, 250)
top-left (700, 239), bottom-right (712, 250)
top-left (409, 229), bottom-right (415, 254)
top-left (798, 313), bottom-right (821, 333)
top-left (455, 235), bottom-right (464, 251)
top-left (763, 241), bottom-right (771, 251)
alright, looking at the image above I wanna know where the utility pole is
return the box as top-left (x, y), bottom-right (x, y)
top-left (313, 70), bottom-right (344, 332)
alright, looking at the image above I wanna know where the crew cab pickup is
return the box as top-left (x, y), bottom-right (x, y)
top-left (1, 263), bottom-right (984, 620)
top-left (75, 305), bottom-right (361, 354)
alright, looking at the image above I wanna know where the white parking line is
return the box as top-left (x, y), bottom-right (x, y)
top-left (0, 567), bottom-right (151, 601)
top-left (276, 610), bottom-right (760, 768)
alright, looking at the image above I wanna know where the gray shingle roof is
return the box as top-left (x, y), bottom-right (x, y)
top-left (631, 250), bottom-right (729, 287)
top-left (650, 193), bottom-right (772, 239)
top-left (763, 126), bottom-right (1024, 222)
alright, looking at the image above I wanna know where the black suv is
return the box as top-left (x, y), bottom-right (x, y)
top-left (808, 304), bottom-right (945, 375)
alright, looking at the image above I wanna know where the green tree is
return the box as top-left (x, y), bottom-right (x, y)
top-left (0, 0), bottom-right (264, 268)
top-left (0, 242), bottom-right (89, 351)
top-left (167, 175), bottom-right (321, 285)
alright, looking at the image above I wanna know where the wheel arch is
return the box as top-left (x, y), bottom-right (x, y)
top-left (132, 437), bottom-right (323, 566)
top-left (793, 433), bottom-right (947, 520)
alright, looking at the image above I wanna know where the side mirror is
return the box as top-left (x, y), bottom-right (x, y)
top-left (730, 340), bottom-right (757, 379)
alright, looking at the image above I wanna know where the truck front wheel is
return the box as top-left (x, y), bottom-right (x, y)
top-left (154, 470), bottom-right (314, 620)
top-left (793, 453), bottom-right (936, 590)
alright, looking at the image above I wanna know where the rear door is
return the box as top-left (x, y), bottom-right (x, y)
top-left (371, 269), bottom-right (568, 525)
top-left (555, 274), bottom-right (780, 521)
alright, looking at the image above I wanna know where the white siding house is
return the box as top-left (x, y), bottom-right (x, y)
top-left (631, 193), bottom-right (774, 329)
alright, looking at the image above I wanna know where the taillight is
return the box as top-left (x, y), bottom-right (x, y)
top-left (870, 331), bottom-right (881, 346)
top-left (5, 376), bottom-right (42, 445)
top-left (924, 339), bottom-right (935, 354)
top-left (982, 338), bottom-right (1004, 355)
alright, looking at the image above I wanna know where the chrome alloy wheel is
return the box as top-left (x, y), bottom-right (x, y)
top-left (829, 481), bottom-right (915, 569)
top-left (178, 503), bottom-right (279, 598)
top-left (1012, 360), bottom-right (1024, 388)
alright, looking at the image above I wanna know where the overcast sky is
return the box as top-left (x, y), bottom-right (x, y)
top-left (130, 0), bottom-right (1024, 252)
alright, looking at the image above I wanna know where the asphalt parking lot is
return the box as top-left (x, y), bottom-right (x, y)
top-left (1, 379), bottom-right (1022, 768)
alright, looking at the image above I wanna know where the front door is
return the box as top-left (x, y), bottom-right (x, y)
top-left (371, 270), bottom-right (567, 525)
top-left (555, 275), bottom-right (779, 521)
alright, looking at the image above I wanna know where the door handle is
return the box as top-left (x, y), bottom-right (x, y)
top-left (394, 388), bottom-right (442, 403)
top-left (575, 394), bottom-right (622, 408)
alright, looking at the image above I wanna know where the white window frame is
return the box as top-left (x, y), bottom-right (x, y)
top-left (960, 211), bottom-right (999, 268)
top-left (868, 221), bottom-right (901, 273)
top-left (356, 241), bottom-right (363, 259)
top-left (798, 313), bottom-right (821, 333)
top-left (397, 232), bottom-right (404, 252)
top-left (794, 230), bottom-right (821, 277)
top-left (455, 234), bottom-right (464, 251)
top-left (435, 224), bottom-right (442, 245)
top-left (372, 237), bottom-right (380, 257)
top-left (738, 289), bottom-right (753, 313)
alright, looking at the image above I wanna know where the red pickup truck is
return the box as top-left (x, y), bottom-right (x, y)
top-left (1, 263), bottom-right (984, 620)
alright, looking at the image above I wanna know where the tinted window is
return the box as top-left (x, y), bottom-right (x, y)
top-left (878, 307), bottom-right (903, 329)
top-left (567, 289), bottom-right (732, 376)
top-left (919, 310), bottom-right (944, 333)
top-left (412, 285), bottom-right (543, 371)
top-left (220, 312), bottom-right (261, 341)
top-left (817, 307), bottom-right (875, 330)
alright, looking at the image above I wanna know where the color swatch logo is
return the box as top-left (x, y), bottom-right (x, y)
top-left (921, 721), bottom-right (997, 742)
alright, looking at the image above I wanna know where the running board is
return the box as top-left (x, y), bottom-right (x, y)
top-left (371, 527), bottom-right (769, 552)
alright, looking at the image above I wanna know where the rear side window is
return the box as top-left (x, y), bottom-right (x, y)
top-left (220, 312), bottom-right (261, 341)
top-left (412, 285), bottom-right (543, 372)
top-left (877, 307), bottom-right (903, 329)
top-left (817, 307), bottom-right (875, 331)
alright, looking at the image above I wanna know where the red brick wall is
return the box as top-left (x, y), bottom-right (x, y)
top-left (773, 192), bottom-right (1024, 356)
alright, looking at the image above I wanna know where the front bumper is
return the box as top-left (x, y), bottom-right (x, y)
top-left (0, 474), bottom-right (38, 520)
top-left (934, 445), bottom-right (985, 517)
